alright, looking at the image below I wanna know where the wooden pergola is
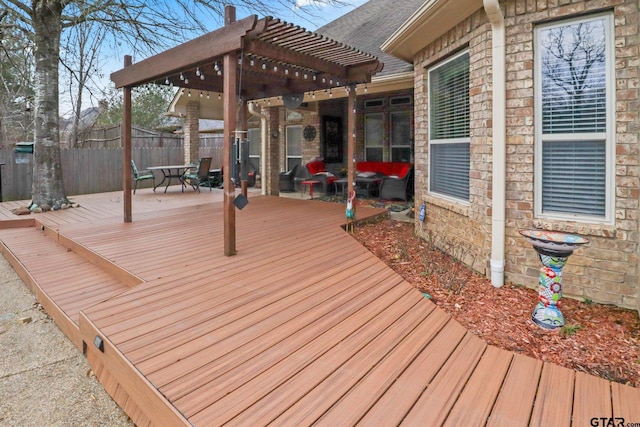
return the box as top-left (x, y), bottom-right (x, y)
top-left (111, 5), bottom-right (381, 256)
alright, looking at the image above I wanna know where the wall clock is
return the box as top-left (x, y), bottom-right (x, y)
top-left (303, 125), bottom-right (317, 141)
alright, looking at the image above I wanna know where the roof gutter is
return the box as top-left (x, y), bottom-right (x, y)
top-left (484, 0), bottom-right (506, 287)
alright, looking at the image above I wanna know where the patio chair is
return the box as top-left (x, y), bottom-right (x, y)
top-left (279, 164), bottom-right (298, 192)
top-left (183, 157), bottom-right (213, 192)
top-left (379, 166), bottom-right (414, 201)
top-left (130, 160), bottom-right (155, 194)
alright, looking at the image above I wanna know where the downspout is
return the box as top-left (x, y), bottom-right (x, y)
top-left (248, 101), bottom-right (267, 195)
top-left (484, 0), bottom-right (506, 287)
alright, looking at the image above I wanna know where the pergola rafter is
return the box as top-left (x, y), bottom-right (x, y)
top-left (112, 5), bottom-right (382, 256)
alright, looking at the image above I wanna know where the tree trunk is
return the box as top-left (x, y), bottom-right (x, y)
top-left (31, 0), bottom-right (69, 209)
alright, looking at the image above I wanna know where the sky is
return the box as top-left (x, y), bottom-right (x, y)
top-left (60, 0), bottom-right (368, 117)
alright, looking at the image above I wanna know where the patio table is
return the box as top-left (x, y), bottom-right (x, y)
top-left (147, 165), bottom-right (193, 193)
top-left (355, 176), bottom-right (382, 198)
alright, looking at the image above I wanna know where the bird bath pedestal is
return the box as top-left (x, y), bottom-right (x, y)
top-left (519, 230), bottom-right (589, 330)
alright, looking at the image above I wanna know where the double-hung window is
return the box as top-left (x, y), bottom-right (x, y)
top-left (535, 14), bottom-right (614, 222)
top-left (428, 50), bottom-right (470, 202)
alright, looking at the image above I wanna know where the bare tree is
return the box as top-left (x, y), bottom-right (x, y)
top-left (61, 21), bottom-right (106, 148)
top-left (0, 12), bottom-right (34, 146)
top-left (0, 0), bottom-right (347, 210)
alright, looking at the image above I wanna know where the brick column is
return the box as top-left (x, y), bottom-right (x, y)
top-left (184, 101), bottom-right (200, 165)
top-left (267, 106), bottom-right (280, 195)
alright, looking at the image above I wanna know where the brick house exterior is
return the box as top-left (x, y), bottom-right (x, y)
top-left (384, 0), bottom-right (639, 311)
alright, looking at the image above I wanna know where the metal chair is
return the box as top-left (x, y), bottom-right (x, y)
top-left (183, 157), bottom-right (212, 192)
top-left (130, 160), bottom-right (155, 194)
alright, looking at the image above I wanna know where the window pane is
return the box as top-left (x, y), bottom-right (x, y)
top-left (390, 112), bottom-right (410, 147)
top-left (287, 157), bottom-right (301, 171)
top-left (430, 143), bottom-right (470, 200)
top-left (540, 19), bottom-right (607, 134)
top-left (286, 126), bottom-right (302, 157)
top-left (430, 52), bottom-right (470, 140)
top-left (365, 114), bottom-right (383, 147)
top-left (248, 128), bottom-right (260, 156)
top-left (366, 147), bottom-right (383, 162)
top-left (542, 140), bottom-right (605, 216)
top-left (392, 147), bottom-right (411, 163)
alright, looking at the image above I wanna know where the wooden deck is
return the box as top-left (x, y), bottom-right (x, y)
top-left (0, 187), bottom-right (638, 426)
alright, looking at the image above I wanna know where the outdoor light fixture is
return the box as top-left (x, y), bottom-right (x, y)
top-left (282, 93), bottom-right (304, 109)
top-left (93, 335), bottom-right (104, 352)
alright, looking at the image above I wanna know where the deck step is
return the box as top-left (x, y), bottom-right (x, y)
top-left (0, 225), bottom-right (131, 349)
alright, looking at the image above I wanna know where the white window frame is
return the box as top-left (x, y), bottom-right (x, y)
top-left (534, 13), bottom-right (615, 224)
top-left (427, 49), bottom-right (471, 204)
top-left (286, 125), bottom-right (302, 171)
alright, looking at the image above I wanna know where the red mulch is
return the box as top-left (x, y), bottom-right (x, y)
top-left (352, 219), bottom-right (640, 387)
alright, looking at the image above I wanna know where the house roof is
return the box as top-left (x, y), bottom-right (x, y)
top-left (382, 0), bottom-right (484, 62)
top-left (315, 0), bottom-right (426, 75)
top-left (111, 14), bottom-right (382, 100)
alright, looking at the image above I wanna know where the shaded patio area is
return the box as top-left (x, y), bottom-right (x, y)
top-left (0, 189), bottom-right (637, 425)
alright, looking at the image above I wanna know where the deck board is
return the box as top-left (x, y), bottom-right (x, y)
top-left (0, 189), bottom-right (636, 426)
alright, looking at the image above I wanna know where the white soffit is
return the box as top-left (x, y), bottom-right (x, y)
top-left (382, 0), bottom-right (484, 62)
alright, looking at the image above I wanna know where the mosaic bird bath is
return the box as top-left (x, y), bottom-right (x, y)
top-left (519, 230), bottom-right (589, 330)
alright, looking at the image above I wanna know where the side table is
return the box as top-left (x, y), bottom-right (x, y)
top-left (301, 180), bottom-right (320, 199)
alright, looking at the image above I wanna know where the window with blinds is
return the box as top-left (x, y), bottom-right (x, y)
top-left (428, 50), bottom-right (470, 201)
top-left (536, 14), bottom-right (612, 220)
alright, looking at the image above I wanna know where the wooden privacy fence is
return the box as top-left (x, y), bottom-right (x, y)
top-left (0, 146), bottom-right (223, 201)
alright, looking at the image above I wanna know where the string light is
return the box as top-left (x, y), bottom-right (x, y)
top-left (179, 73), bottom-right (184, 81)
top-left (165, 77), bottom-right (170, 85)
top-left (195, 67), bottom-right (201, 76)
top-left (184, 77), bottom-right (189, 84)
top-left (188, 90), bottom-right (192, 97)
top-left (206, 92), bottom-right (210, 99)
top-left (199, 91), bottom-right (203, 97)
top-left (218, 93), bottom-right (221, 100)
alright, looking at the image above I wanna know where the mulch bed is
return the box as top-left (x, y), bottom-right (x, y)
top-left (352, 218), bottom-right (640, 387)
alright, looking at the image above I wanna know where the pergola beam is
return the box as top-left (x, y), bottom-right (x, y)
top-left (110, 16), bottom-right (257, 89)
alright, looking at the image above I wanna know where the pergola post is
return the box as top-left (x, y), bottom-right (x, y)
top-left (122, 55), bottom-right (133, 223)
top-left (347, 85), bottom-right (357, 198)
top-left (223, 8), bottom-right (238, 256)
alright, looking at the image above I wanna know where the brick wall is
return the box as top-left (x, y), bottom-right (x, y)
top-left (412, 0), bottom-right (640, 311)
